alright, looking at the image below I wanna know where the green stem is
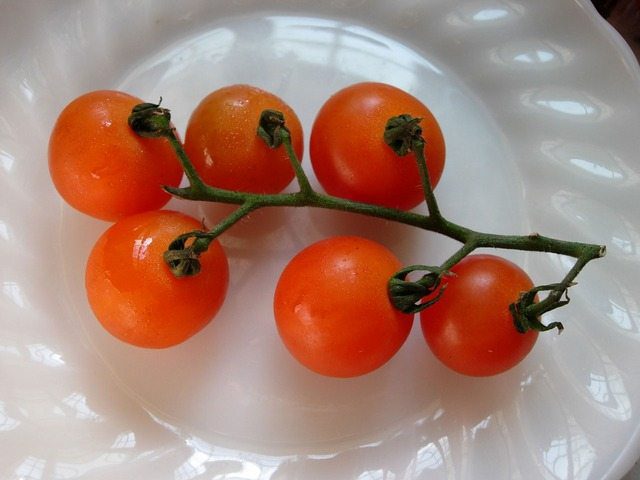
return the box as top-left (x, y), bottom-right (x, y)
top-left (517, 251), bottom-right (595, 331)
top-left (163, 202), bottom-right (260, 277)
top-left (158, 117), bottom-right (603, 270)
top-left (281, 129), bottom-right (313, 195)
top-left (208, 202), bottom-right (260, 238)
top-left (129, 104), bottom-right (606, 333)
top-left (163, 141), bottom-right (603, 273)
top-left (441, 240), bottom-right (479, 271)
top-left (166, 134), bottom-right (207, 193)
top-left (413, 140), bottom-right (441, 219)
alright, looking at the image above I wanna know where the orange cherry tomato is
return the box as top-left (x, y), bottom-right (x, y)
top-left (49, 90), bottom-right (183, 221)
top-left (85, 210), bottom-right (229, 348)
top-left (184, 84), bottom-right (304, 194)
top-left (310, 82), bottom-right (446, 210)
top-left (273, 236), bottom-right (413, 377)
top-left (421, 254), bottom-right (538, 376)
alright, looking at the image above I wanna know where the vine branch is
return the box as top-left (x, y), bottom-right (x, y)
top-left (128, 103), bottom-right (606, 334)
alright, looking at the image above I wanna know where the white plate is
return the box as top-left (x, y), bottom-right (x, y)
top-left (2, 1), bottom-right (640, 479)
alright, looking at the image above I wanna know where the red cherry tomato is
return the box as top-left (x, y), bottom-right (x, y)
top-left (184, 84), bottom-right (304, 194)
top-left (49, 90), bottom-right (183, 221)
top-left (85, 210), bottom-right (229, 348)
top-left (420, 254), bottom-right (538, 376)
top-left (273, 236), bottom-right (413, 377)
top-left (310, 82), bottom-right (445, 210)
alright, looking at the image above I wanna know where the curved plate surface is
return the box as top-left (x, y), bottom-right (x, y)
top-left (1, 1), bottom-right (639, 479)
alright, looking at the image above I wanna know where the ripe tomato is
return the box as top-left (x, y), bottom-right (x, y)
top-left (49, 90), bottom-right (183, 221)
top-left (184, 84), bottom-right (304, 194)
top-left (420, 254), bottom-right (538, 376)
top-left (310, 82), bottom-right (445, 210)
top-left (273, 236), bottom-right (413, 377)
top-left (85, 210), bottom-right (229, 348)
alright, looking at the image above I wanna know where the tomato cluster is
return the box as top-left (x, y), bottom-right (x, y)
top-left (50, 83), bottom-right (537, 376)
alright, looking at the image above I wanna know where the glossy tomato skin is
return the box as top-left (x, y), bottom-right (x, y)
top-left (184, 84), bottom-right (304, 194)
top-left (310, 82), bottom-right (445, 210)
top-left (85, 210), bottom-right (229, 348)
top-left (420, 254), bottom-right (538, 376)
top-left (274, 236), bottom-right (413, 377)
top-left (49, 90), bottom-right (183, 221)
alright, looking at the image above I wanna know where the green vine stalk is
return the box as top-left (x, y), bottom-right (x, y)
top-left (128, 101), bottom-right (606, 334)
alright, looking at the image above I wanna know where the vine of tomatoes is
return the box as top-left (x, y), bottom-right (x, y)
top-left (49, 82), bottom-right (602, 378)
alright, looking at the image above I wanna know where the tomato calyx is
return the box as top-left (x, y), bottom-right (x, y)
top-left (128, 99), bottom-right (173, 138)
top-left (510, 282), bottom-right (572, 334)
top-left (163, 231), bottom-right (212, 277)
top-left (383, 114), bottom-right (424, 157)
top-left (388, 265), bottom-right (449, 314)
top-left (257, 109), bottom-right (290, 148)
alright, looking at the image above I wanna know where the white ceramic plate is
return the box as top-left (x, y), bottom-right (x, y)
top-left (2, 1), bottom-right (640, 478)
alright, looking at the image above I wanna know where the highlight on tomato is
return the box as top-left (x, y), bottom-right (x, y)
top-left (48, 90), bottom-right (183, 221)
top-left (85, 210), bottom-right (229, 348)
top-left (310, 82), bottom-right (446, 210)
top-left (420, 254), bottom-right (539, 376)
top-left (184, 84), bottom-right (304, 194)
top-left (273, 235), bottom-right (413, 377)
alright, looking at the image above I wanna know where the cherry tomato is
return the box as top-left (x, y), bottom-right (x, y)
top-left (420, 254), bottom-right (538, 376)
top-left (184, 84), bottom-right (304, 194)
top-left (85, 210), bottom-right (229, 348)
top-left (273, 236), bottom-right (413, 377)
top-left (310, 82), bottom-right (445, 210)
top-left (49, 90), bottom-right (183, 221)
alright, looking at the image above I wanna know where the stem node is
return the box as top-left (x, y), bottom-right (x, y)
top-left (257, 109), bottom-right (287, 148)
top-left (128, 99), bottom-right (173, 138)
top-left (383, 114), bottom-right (423, 156)
top-left (163, 231), bottom-right (211, 277)
top-left (388, 265), bottom-right (449, 314)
